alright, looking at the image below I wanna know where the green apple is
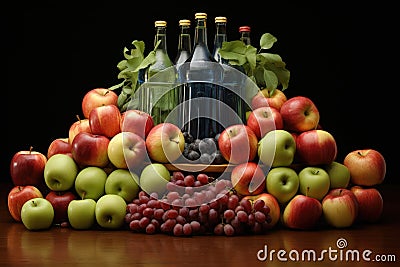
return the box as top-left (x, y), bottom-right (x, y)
top-left (139, 163), bottom-right (171, 196)
top-left (75, 166), bottom-right (107, 201)
top-left (44, 154), bottom-right (78, 191)
top-left (299, 166), bottom-right (330, 200)
top-left (67, 199), bottom-right (97, 230)
top-left (105, 169), bottom-right (140, 203)
top-left (324, 161), bottom-right (350, 189)
top-left (258, 129), bottom-right (296, 167)
top-left (95, 194), bottom-right (127, 229)
top-left (21, 198), bottom-right (54, 230)
top-left (266, 167), bottom-right (299, 204)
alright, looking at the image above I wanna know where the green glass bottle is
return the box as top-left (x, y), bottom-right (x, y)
top-left (174, 19), bottom-right (192, 67)
top-left (212, 16), bottom-right (247, 125)
top-left (143, 20), bottom-right (178, 125)
top-left (178, 12), bottom-right (226, 139)
top-left (239, 26), bottom-right (251, 45)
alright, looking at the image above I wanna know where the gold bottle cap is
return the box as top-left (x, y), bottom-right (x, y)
top-left (155, 20), bottom-right (167, 27)
top-left (195, 13), bottom-right (207, 19)
top-left (215, 16), bottom-right (227, 23)
top-left (179, 19), bottom-right (191, 26)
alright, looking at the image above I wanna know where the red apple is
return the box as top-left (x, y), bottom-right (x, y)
top-left (246, 106), bottom-right (283, 139)
top-left (81, 88), bottom-right (118, 119)
top-left (47, 138), bottom-right (72, 159)
top-left (45, 190), bottom-right (77, 225)
top-left (71, 132), bottom-right (110, 168)
top-left (296, 129), bottom-right (337, 166)
top-left (280, 96), bottom-right (320, 133)
top-left (343, 149), bottom-right (386, 186)
top-left (350, 185), bottom-right (383, 223)
top-left (10, 147), bottom-right (47, 187)
top-left (243, 193), bottom-right (280, 229)
top-left (282, 194), bottom-right (323, 230)
top-left (218, 124), bottom-right (258, 164)
top-left (250, 88), bottom-right (287, 111)
top-left (89, 104), bottom-right (122, 138)
top-left (230, 162), bottom-right (266, 196)
top-left (120, 109), bottom-right (154, 139)
top-left (8, 185), bottom-right (43, 222)
top-left (322, 188), bottom-right (359, 228)
top-left (68, 115), bottom-right (91, 145)
top-left (145, 122), bottom-right (185, 163)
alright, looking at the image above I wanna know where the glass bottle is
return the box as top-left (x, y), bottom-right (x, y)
top-left (239, 26), bottom-right (251, 45)
top-left (212, 16), bottom-right (228, 64)
top-left (174, 19), bottom-right (192, 67)
top-left (212, 16), bottom-right (247, 126)
top-left (142, 20), bottom-right (178, 125)
top-left (178, 12), bottom-right (226, 139)
top-left (238, 26), bottom-right (253, 116)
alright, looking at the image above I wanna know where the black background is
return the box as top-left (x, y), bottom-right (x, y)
top-left (3, 1), bottom-right (397, 184)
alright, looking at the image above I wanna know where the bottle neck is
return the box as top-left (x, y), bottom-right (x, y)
top-left (178, 25), bottom-right (192, 53)
top-left (154, 26), bottom-right (168, 52)
top-left (147, 25), bottom-right (173, 79)
top-left (213, 22), bottom-right (227, 63)
top-left (240, 31), bottom-right (251, 45)
top-left (193, 18), bottom-right (208, 48)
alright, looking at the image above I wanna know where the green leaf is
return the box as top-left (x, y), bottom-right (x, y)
top-left (245, 45), bottom-right (257, 70)
top-left (258, 53), bottom-right (290, 90)
top-left (132, 40), bottom-right (145, 55)
top-left (260, 33), bottom-right (277, 50)
top-left (108, 80), bottom-right (125, 91)
top-left (263, 69), bottom-right (279, 90)
top-left (218, 32), bottom-right (290, 90)
top-left (134, 51), bottom-right (156, 72)
top-left (219, 41), bottom-right (248, 65)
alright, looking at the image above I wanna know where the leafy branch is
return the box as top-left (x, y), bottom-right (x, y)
top-left (108, 40), bottom-right (161, 112)
top-left (218, 33), bottom-right (290, 94)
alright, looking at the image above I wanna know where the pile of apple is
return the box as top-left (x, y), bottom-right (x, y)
top-left (7, 86), bottom-right (387, 233)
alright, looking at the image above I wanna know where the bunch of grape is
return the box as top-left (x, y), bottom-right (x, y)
top-left (169, 171), bottom-right (214, 187)
top-left (180, 132), bottom-right (226, 164)
top-left (124, 178), bottom-right (272, 236)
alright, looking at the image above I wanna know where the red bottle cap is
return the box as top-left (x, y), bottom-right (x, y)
top-left (239, 26), bottom-right (251, 32)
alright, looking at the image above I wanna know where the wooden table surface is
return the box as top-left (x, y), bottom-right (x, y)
top-left (1, 182), bottom-right (399, 267)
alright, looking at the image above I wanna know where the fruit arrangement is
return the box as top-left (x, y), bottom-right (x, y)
top-left (7, 85), bottom-right (386, 235)
top-left (6, 31), bottom-right (387, 236)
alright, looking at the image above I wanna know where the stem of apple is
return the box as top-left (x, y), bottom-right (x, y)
top-left (76, 114), bottom-right (81, 122)
top-left (306, 187), bottom-right (310, 197)
top-left (82, 192), bottom-right (86, 200)
top-left (29, 146), bottom-right (33, 154)
top-left (169, 138), bottom-right (179, 144)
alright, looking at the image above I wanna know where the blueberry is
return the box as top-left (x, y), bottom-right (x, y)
top-left (212, 150), bottom-right (226, 164)
top-left (187, 150), bottom-right (200, 161)
top-left (200, 153), bottom-right (213, 164)
top-left (183, 131), bottom-right (194, 144)
top-left (199, 138), bottom-right (217, 155)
